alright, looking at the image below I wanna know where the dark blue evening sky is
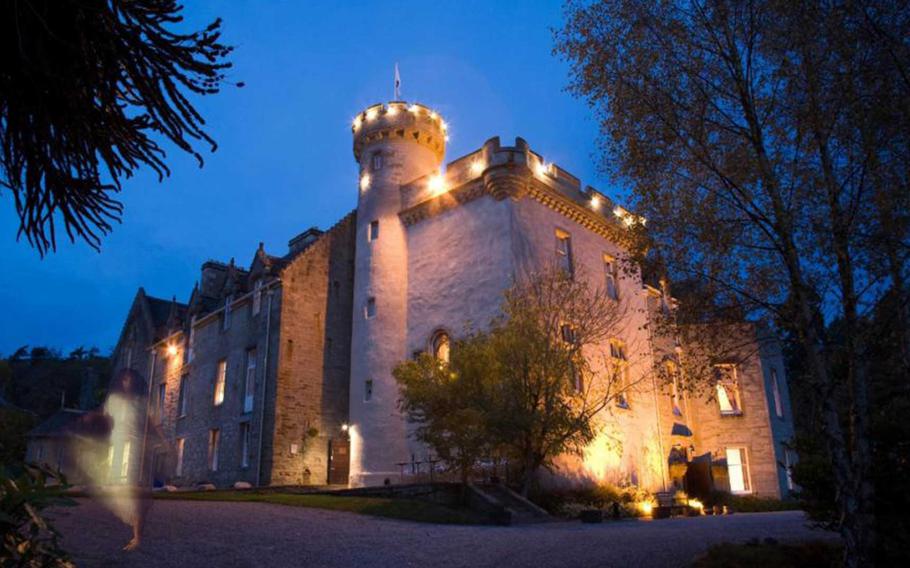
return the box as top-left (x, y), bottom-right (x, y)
top-left (0, 0), bottom-right (623, 355)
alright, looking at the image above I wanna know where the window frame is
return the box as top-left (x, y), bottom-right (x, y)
top-left (725, 447), bottom-right (752, 494)
top-left (252, 280), bottom-right (263, 317)
top-left (244, 349), bottom-right (256, 414)
top-left (603, 254), bottom-right (620, 300)
top-left (365, 297), bottom-right (377, 319)
top-left (610, 339), bottom-right (631, 409)
top-left (770, 368), bottom-right (783, 418)
top-left (175, 438), bottom-right (185, 476)
top-left (555, 228), bottom-right (574, 277)
top-left (209, 429), bottom-right (220, 472)
top-left (364, 379), bottom-right (374, 402)
top-left (368, 220), bottom-right (379, 242)
top-left (214, 359), bottom-right (227, 406)
top-left (371, 152), bottom-right (383, 171)
top-left (240, 422), bottom-right (251, 469)
top-left (714, 364), bottom-right (743, 416)
top-left (178, 373), bottom-right (189, 417)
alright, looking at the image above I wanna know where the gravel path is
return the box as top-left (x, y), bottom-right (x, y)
top-left (53, 499), bottom-right (836, 568)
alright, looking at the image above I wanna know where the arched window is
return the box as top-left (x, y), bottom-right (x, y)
top-left (431, 331), bottom-right (450, 363)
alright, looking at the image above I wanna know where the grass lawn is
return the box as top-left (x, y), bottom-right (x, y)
top-left (692, 540), bottom-right (841, 567)
top-left (153, 490), bottom-right (487, 525)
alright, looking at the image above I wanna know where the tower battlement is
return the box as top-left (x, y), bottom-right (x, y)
top-left (351, 102), bottom-right (447, 162)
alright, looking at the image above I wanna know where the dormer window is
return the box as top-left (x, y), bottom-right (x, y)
top-left (252, 280), bottom-right (263, 316)
top-left (371, 152), bottom-right (383, 171)
top-left (222, 296), bottom-right (232, 331)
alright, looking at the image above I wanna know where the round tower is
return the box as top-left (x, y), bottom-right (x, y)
top-left (349, 101), bottom-right (446, 486)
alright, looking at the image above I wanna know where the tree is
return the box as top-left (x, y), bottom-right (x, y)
top-left (393, 339), bottom-right (495, 487)
top-left (0, 0), bottom-right (237, 254)
top-left (557, 1), bottom-right (909, 565)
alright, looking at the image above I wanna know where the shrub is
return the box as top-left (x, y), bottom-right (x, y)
top-left (705, 490), bottom-right (802, 513)
top-left (530, 483), bottom-right (652, 518)
top-left (0, 463), bottom-right (75, 567)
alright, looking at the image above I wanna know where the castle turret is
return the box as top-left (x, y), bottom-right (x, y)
top-left (348, 102), bottom-right (446, 485)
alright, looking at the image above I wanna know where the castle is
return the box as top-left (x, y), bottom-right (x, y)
top-left (108, 100), bottom-right (796, 497)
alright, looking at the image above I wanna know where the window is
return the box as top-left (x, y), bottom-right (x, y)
top-left (431, 331), bottom-right (450, 363)
top-left (120, 441), bottom-right (131, 479)
top-left (368, 220), bottom-right (379, 242)
top-left (175, 438), bottom-right (185, 476)
top-left (555, 229), bottom-right (574, 276)
top-left (770, 369), bottom-right (783, 418)
top-left (252, 280), bottom-right (263, 316)
top-left (214, 360), bottom-right (226, 406)
top-left (365, 297), bottom-right (376, 319)
top-left (784, 449), bottom-right (796, 491)
top-left (725, 447), bottom-right (751, 493)
top-left (157, 382), bottom-right (166, 417)
top-left (371, 152), bottom-right (383, 171)
top-left (715, 364), bottom-right (742, 415)
top-left (244, 349), bottom-right (256, 413)
top-left (604, 254), bottom-right (620, 300)
top-left (666, 360), bottom-right (682, 416)
top-left (178, 374), bottom-right (189, 417)
top-left (610, 340), bottom-right (630, 408)
top-left (364, 379), bottom-right (374, 402)
top-left (222, 296), bottom-right (232, 331)
top-left (240, 423), bottom-right (251, 468)
top-left (209, 429), bottom-right (220, 471)
top-left (186, 323), bottom-right (195, 363)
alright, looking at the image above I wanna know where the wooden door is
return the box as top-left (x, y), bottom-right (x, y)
top-left (328, 438), bottom-right (350, 485)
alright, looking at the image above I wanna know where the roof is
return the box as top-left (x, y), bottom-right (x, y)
top-left (27, 408), bottom-right (86, 438)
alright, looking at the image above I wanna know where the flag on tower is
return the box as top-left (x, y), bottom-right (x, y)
top-left (394, 63), bottom-right (401, 100)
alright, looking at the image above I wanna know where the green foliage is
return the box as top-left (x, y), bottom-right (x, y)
top-left (693, 541), bottom-right (841, 568)
top-left (0, 410), bottom-right (36, 465)
top-left (154, 491), bottom-right (486, 525)
top-left (530, 483), bottom-right (651, 518)
top-left (705, 491), bottom-right (801, 513)
top-left (1, 346), bottom-right (109, 420)
top-left (0, 464), bottom-right (76, 567)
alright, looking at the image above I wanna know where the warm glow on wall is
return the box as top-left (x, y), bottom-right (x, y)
top-left (470, 160), bottom-right (485, 176)
top-left (428, 174), bottom-right (447, 196)
top-left (352, 115), bottom-right (362, 130)
top-left (535, 160), bottom-right (553, 178)
top-left (440, 120), bottom-right (448, 131)
top-left (360, 174), bottom-right (371, 191)
top-left (429, 111), bottom-right (438, 120)
top-left (166, 344), bottom-right (178, 357)
top-left (582, 431), bottom-right (623, 482)
top-left (590, 196), bottom-right (601, 209)
top-left (639, 501), bottom-right (654, 516)
top-left (366, 108), bottom-right (378, 121)
top-left (408, 104), bottom-right (419, 113)
top-left (386, 104), bottom-right (398, 116)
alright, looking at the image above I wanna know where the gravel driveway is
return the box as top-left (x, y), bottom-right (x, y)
top-left (53, 499), bottom-right (836, 567)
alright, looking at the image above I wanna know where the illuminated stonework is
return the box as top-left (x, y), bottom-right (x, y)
top-left (100, 99), bottom-right (794, 499)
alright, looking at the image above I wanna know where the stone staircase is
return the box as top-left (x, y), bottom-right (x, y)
top-left (470, 483), bottom-right (551, 525)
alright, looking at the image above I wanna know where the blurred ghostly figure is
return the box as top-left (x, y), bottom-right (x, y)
top-left (73, 368), bottom-right (157, 551)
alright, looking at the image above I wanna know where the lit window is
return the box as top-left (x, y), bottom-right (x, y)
top-left (715, 364), bottom-right (742, 415)
top-left (222, 296), bottom-right (232, 331)
top-left (666, 360), bottom-right (682, 416)
top-left (244, 349), bottom-right (256, 413)
top-left (120, 441), bottom-right (131, 479)
top-left (611, 340), bottom-right (630, 408)
top-left (725, 447), bottom-right (751, 493)
top-left (364, 379), bottom-right (373, 402)
top-left (770, 368), bottom-right (783, 418)
top-left (252, 280), bottom-right (262, 316)
top-left (371, 152), bottom-right (383, 171)
top-left (214, 360), bottom-right (226, 406)
top-left (603, 254), bottom-right (619, 300)
top-left (431, 331), bottom-right (450, 363)
top-left (365, 297), bottom-right (376, 319)
top-left (240, 423), bottom-right (251, 468)
top-left (209, 429), bottom-right (220, 471)
top-left (368, 220), bottom-right (379, 242)
top-left (175, 438), bottom-right (185, 476)
top-left (555, 229), bottom-right (574, 277)
top-left (178, 374), bottom-right (189, 417)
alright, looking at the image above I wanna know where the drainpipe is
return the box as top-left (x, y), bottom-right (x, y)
top-left (138, 348), bottom-right (157, 486)
top-left (256, 283), bottom-right (279, 486)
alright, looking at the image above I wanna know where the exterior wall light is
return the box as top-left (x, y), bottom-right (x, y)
top-left (341, 423), bottom-right (349, 432)
top-left (166, 344), bottom-right (178, 357)
top-left (360, 174), bottom-right (371, 192)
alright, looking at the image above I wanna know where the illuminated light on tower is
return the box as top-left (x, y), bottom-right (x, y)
top-left (366, 107), bottom-right (378, 121)
top-left (535, 160), bottom-right (550, 177)
top-left (428, 174), bottom-right (447, 196)
top-left (360, 173), bottom-right (371, 191)
top-left (386, 104), bottom-right (398, 116)
top-left (470, 160), bottom-right (485, 176)
top-left (440, 120), bottom-right (448, 131)
top-left (408, 104), bottom-right (420, 113)
top-left (590, 196), bottom-right (601, 209)
top-left (352, 115), bottom-right (362, 130)
top-left (166, 344), bottom-right (178, 357)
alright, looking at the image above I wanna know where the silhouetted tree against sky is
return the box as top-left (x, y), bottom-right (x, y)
top-left (557, 1), bottom-right (909, 566)
top-left (0, 0), bottom-right (237, 255)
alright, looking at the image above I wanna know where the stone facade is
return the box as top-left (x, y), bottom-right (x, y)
top-left (105, 98), bottom-right (794, 498)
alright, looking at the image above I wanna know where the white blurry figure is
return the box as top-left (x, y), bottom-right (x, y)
top-left (73, 368), bottom-right (155, 551)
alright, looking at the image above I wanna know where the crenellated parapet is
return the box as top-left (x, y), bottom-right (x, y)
top-left (351, 102), bottom-right (447, 163)
top-left (398, 136), bottom-right (646, 243)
